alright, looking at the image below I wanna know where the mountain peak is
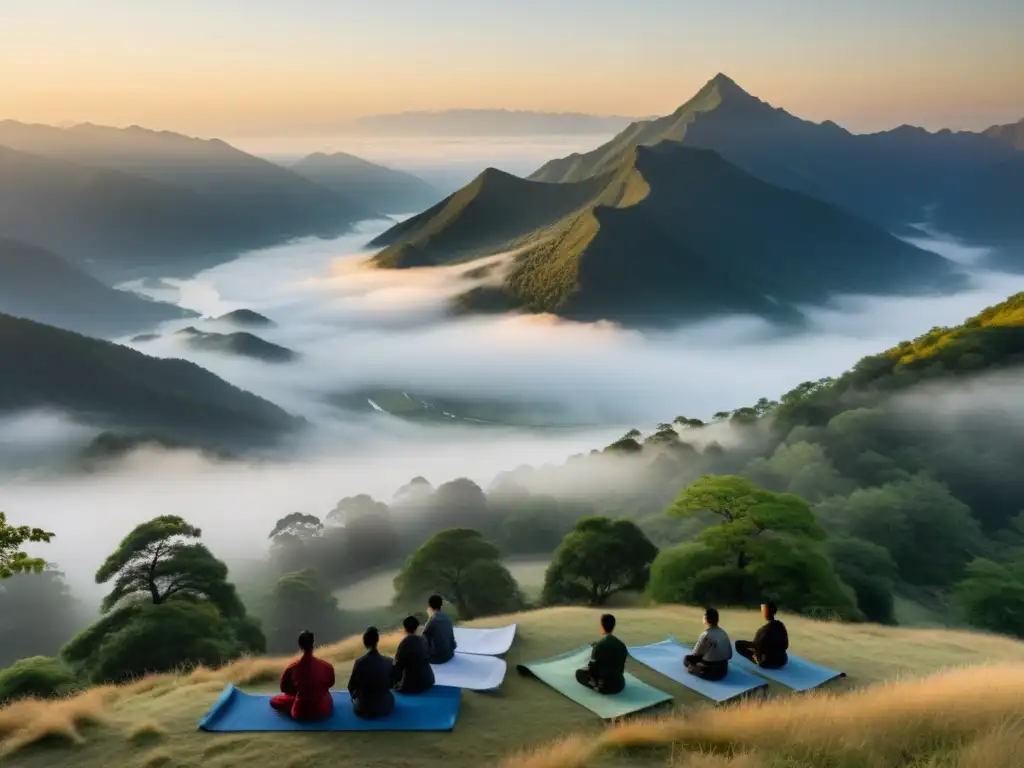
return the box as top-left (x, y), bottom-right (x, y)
top-left (707, 72), bottom-right (750, 98)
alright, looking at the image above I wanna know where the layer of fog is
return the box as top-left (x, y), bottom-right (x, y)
top-left (119, 223), bottom-right (1024, 428)
top-left (7, 218), bottom-right (1024, 605)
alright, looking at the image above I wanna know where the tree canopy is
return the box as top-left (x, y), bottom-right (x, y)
top-left (63, 515), bottom-right (262, 682)
top-left (0, 511), bottom-right (54, 579)
top-left (648, 475), bottom-right (856, 618)
top-left (95, 515), bottom-right (245, 617)
top-left (393, 529), bottom-right (523, 620)
top-left (542, 517), bottom-right (657, 606)
top-left (262, 570), bottom-right (348, 653)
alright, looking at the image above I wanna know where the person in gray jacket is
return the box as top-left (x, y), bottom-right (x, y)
top-left (422, 594), bottom-right (457, 664)
top-left (683, 606), bottom-right (732, 681)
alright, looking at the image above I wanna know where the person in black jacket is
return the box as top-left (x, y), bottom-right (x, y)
top-left (422, 594), bottom-right (457, 664)
top-left (735, 601), bottom-right (789, 669)
top-left (575, 613), bottom-right (627, 695)
top-left (392, 615), bottom-right (435, 694)
top-left (347, 626), bottom-right (395, 718)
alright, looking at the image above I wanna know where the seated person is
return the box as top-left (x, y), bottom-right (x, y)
top-left (575, 613), bottom-right (627, 695)
top-left (735, 601), bottom-right (789, 669)
top-left (684, 607), bottom-right (732, 681)
top-left (422, 594), bottom-right (457, 664)
top-left (270, 629), bottom-right (336, 721)
top-left (347, 626), bottom-right (395, 719)
top-left (392, 615), bottom-right (435, 694)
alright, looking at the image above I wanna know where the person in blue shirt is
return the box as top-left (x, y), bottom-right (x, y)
top-left (422, 594), bottom-right (457, 664)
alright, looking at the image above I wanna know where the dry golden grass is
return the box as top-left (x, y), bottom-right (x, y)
top-left (138, 747), bottom-right (174, 767)
top-left (0, 685), bottom-right (117, 757)
top-left (125, 719), bottom-right (165, 744)
top-left (502, 663), bottom-right (1024, 768)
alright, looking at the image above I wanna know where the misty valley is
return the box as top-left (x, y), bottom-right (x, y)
top-left (1, 66), bottom-right (1023, 768)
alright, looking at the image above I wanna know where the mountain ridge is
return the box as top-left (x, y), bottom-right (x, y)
top-left (370, 142), bottom-right (962, 326)
top-left (291, 151), bottom-right (440, 213)
top-left (0, 121), bottom-right (379, 280)
top-left (0, 312), bottom-right (302, 449)
top-left (0, 237), bottom-right (195, 337)
top-left (529, 73), bottom-right (1014, 228)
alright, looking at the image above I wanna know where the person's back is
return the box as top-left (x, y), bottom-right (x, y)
top-left (271, 630), bottom-right (335, 721)
top-left (576, 613), bottom-right (627, 695)
top-left (694, 625), bottom-right (733, 663)
top-left (423, 595), bottom-right (457, 664)
top-left (736, 602), bottom-right (789, 669)
top-left (590, 630), bottom-right (628, 693)
top-left (393, 615), bottom-right (435, 694)
top-left (684, 607), bottom-right (732, 682)
top-left (348, 627), bottom-right (395, 719)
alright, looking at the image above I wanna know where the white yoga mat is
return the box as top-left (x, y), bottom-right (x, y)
top-left (452, 624), bottom-right (517, 656)
top-left (431, 652), bottom-right (508, 691)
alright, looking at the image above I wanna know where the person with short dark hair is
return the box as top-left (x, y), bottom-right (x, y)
top-left (735, 602), bottom-right (789, 669)
top-left (392, 615), bottom-right (435, 694)
top-left (683, 607), bottom-right (732, 681)
top-left (269, 630), bottom-right (336, 721)
top-left (422, 594), bottom-right (457, 664)
top-left (575, 613), bottom-right (627, 695)
top-left (347, 626), bottom-right (395, 719)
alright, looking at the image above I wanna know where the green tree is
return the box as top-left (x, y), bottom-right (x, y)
top-left (954, 558), bottom-right (1024, 638)
top-left (325, 495), bottom-right (399, 569)
top-left (499, 495), bottom-right (576, 555)
top-left (393, 529), bottom-right (523, 620)
top-left (827, 537), bottom-right (897, 624)
top-left (95, 515), bottom-right (246, 617)
top-left (73, 600), bottom-right (253, 683)
top-left (0, 656), bottom-right (79, 702)
top-left (541, 517), bottom-right (658, 606)
top-left (63, 516), bottom-right (263, 682)
top-left (0, 511), bottom-right (54, 578)
top-left (649, 475), bottom-right (857, 617)
top-left (262, 570), bottom-right (348, 653)
top-left (818, 475), bottom-right (981, 587)
top-left (745, 441), bottom-right (851, 503)
top-left (268, 512), bottom-right (323, 542)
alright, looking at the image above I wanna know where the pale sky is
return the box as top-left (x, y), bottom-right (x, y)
top-left (0, 0), bottom-right (1021, 139)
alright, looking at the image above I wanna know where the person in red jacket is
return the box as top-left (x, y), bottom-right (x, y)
top-left (270, 630), bottom-right (336, 721)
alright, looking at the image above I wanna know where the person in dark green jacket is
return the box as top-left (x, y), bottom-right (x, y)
top-left (575, 613), bottom-right (627, 694)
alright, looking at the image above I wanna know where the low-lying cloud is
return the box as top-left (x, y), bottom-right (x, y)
top-left (5, 220), bottom-right (1024, 603)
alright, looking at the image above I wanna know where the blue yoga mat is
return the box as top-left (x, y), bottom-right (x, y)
top-left (628, 637), bottom-right (768, 703)
top-left (198, 684), bottom-right (461, 732)
top-left (730, 651), bottom-right (845, 691)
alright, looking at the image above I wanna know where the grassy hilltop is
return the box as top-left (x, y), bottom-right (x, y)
top-left (3, 606), bottom-right (1024, 768)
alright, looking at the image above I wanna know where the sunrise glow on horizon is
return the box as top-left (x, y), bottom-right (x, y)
top-left (0, 0), bottom-right (1020, 139)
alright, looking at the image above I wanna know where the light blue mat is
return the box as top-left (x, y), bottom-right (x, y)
top-left (731, 651), bottom-right (845, 691)
top-left (198, 684), bottom-right (461, 732)
top-left (628, 637), bottom-right (768, 703)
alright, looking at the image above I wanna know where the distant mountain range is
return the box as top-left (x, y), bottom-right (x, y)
top-left (367, 73), bottom-right (1021, 326)
top-left (292, 152), bottom-right (441, 213)
top-left (0, 312), bottom-right (301, 450)
top-left (0, 121), bottom-right (384, 281)
top-left (0, 238), bottom-right (195, 337)
top-left (328, 109), bottom-right (642, 137)
top-left (530, 74), bottom-right (1015, 231)
top-left (982, 118), bottom-right (1024, 150)
top-left (370, 142), bottom-right (963, 326)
